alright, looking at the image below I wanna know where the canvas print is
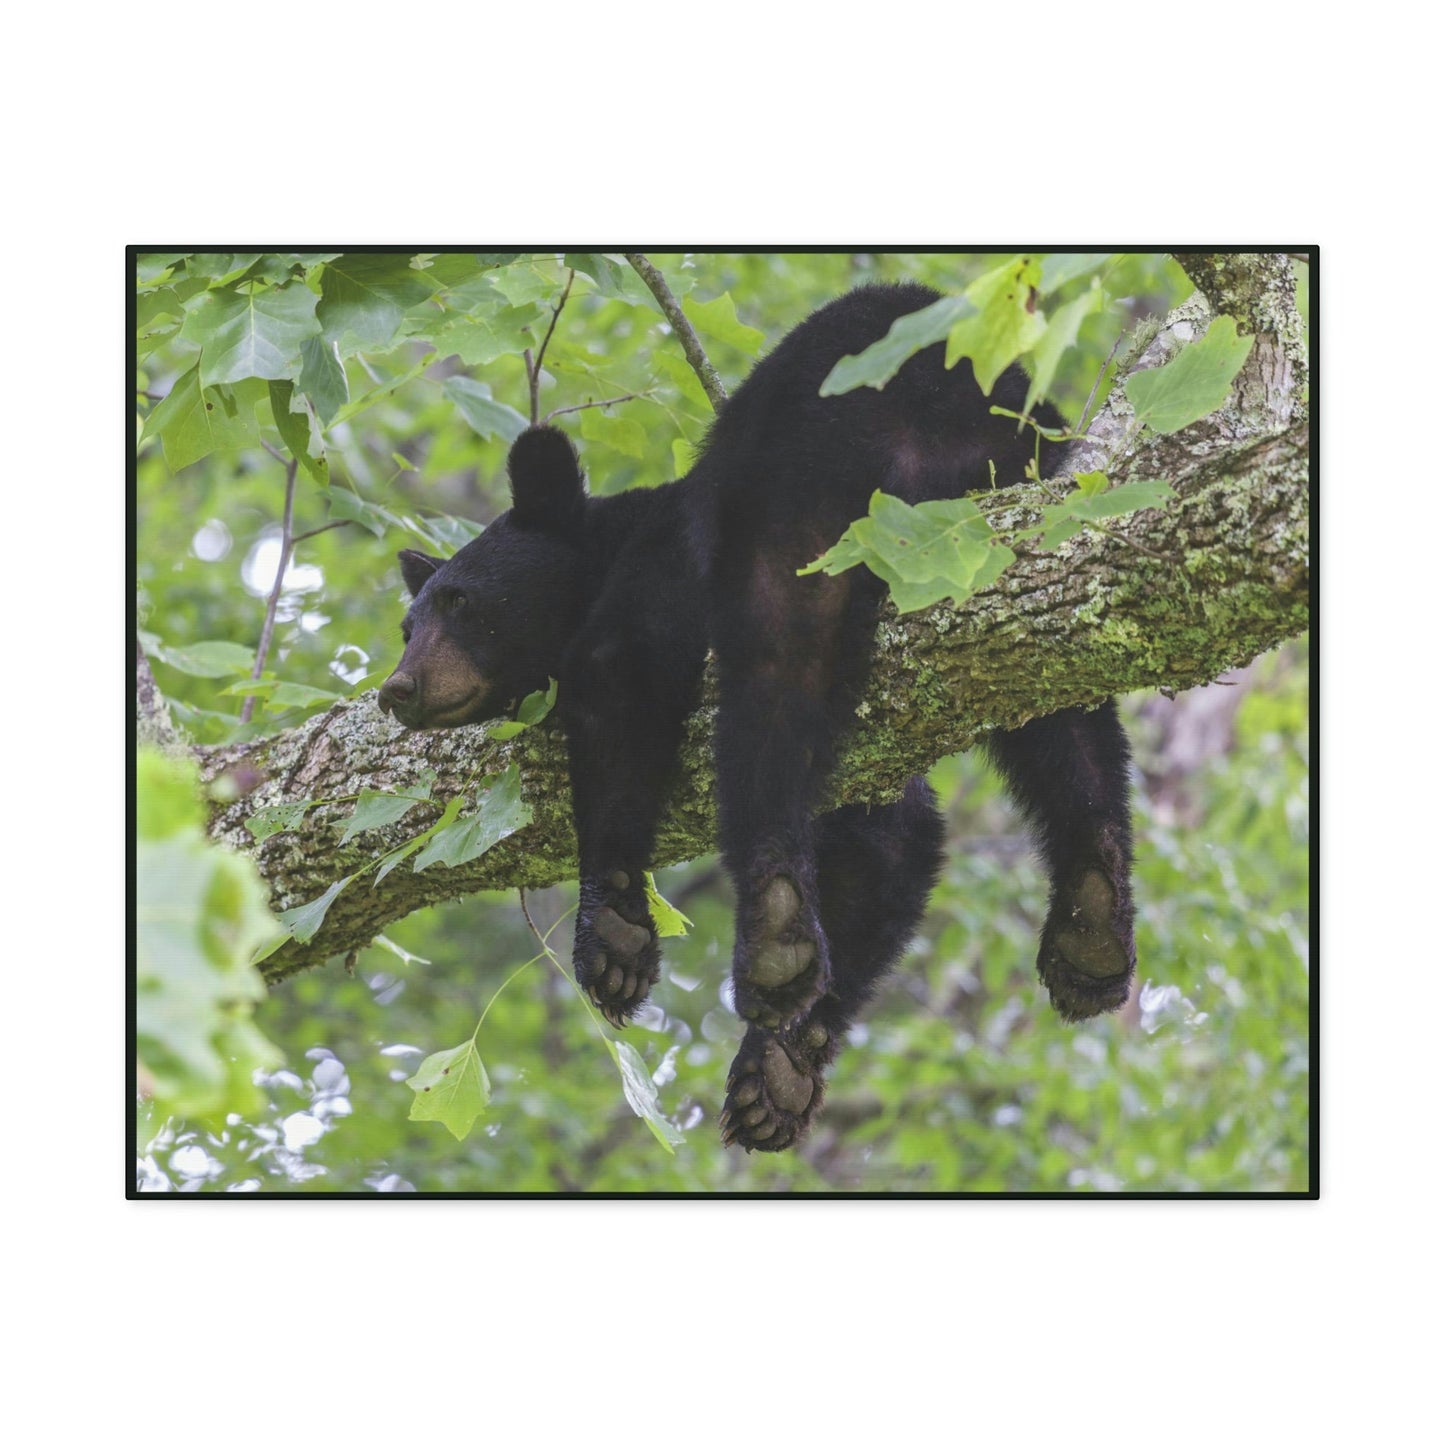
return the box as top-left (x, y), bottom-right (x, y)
top-left (133, 250), bottom-right (1313, 1195)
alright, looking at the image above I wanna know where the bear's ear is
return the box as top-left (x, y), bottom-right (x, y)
top-left (507, 426), bottom-right (586, 534)
top-left (398, 549), bottom-right (443, 597)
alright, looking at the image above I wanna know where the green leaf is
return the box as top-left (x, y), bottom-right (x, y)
top-left (1026, 478), bottom-right (1175, 553)
top-left (412, 253), bottom-right (489, 289)
top-left (317, 254), bottom-right (432, 350)
top-left (443, 376), bottom-right (529, 443)
top-left (653, 350), bottom-right (714, 411)
top-left (268, 380), bottom-right (327, 483)
top-left (605, 1038), bottom-right (682, 1152)
top-left (1124, 316), bottom-right (1255, 434)
top-left (516, 678), bottom-right (558, 726)
top-left (186, 253), bottom-right (265, 283)
top-left (1040, 253), bottom-right (1114, 293)
top-left (407, 1041), bottom-right (491, 1141)
top-left (644, 872), bottom-right (692, 938)
top-left (682, 291), bottom-right (764, 355)
top-left (579, 405), bottom-right (648, 458)
top-left (137, 286), bottom-right (187, 331)
top-left (142, 368), bottom-right (265, 471)
top-left (1034, 508), bottom-right (1085, 551)
top-left (180, 281), bottom-right (322, 388)
top-left (412, 766), bottom-right (532, 872)
top-left (222, 679), bottom-right (345, 709)
top-left (152, 638), bottom-right (256, 678)
top-left (801, 491), bottom-right (1014, 613)
top-left (819, 294), bottom-right (975, 395)
top-left (328, 354), bottom-right (434, 428)
top-left (249, 252), bottom-right (342, 283)
top-left (415, 513), bottom-right (484, 553)
top-left (431, 303), bottom-right (546, 365)
top-left (137, 749), bottom-right (205, 840)
top-left (945, 256), bottom-right (1047, 395)
top-left (564, 252), bottom-right (636, 300)
top-left (279, 875), bottom-right (354, 943)
top-left (1074, 469), bottom-right (1110, 497)
top-left (325, 487), bottom-right (403, 539)
top-left (136, 746), bottom-right (284, 1122)
top-left (488, 679), bottom-right (557, 740)
top-left (1066, 478), bottom-right (1174, 520)
top-left (299, 336), bottom-right (350, 425)
top-left (1023, 281), bottom-right (1104, 416)
top-left (338, 786), bottom-right (432, 845)
top-left (244, 800), bottom-right (317, 841)
top-left (489, 261), bottom-right (557, 307)
top-left (136, 252), bottom-right (190, 284)
top-left (375, 796), bottom-right (464, 885)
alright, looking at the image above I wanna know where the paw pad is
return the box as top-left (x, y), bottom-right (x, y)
top-left (719, 1023), bottom-right (831, 1153)
top-left (735, 874), bottom-right (828, 1026)
top-left (575, 891), bottom-right (660, 1028)
top-left (1038, 866), bottom-right (1135, 1021)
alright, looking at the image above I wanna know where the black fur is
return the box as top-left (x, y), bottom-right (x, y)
top-left (380, 283), bottom-right (1136, 1151)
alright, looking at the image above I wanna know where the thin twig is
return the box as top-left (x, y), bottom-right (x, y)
top-left (543, 391), bottom-right (643, 423)
top-left (291, 519), bottom-right (355, 545)
top-left (1075, 331), bottom-right (1125, 435)
top-left (1087, 521), bottom-right (1170, 561)
top-left (240, 455), bottom-right (299, 725)
top-left (526, 269), bottom-right (576, 424)
top-left (623, 252), bottom-right (728, 413)
top-left (535, 269), bottom-right (574, 377)
top-left (519, 887), bottom-right (540, 945)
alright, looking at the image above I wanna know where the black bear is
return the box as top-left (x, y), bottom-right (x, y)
top-left (379, 283), bottom-right (1135, 1152)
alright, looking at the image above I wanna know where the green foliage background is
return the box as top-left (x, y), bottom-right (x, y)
top-left (134, 251), bottom-right (1310, 1193)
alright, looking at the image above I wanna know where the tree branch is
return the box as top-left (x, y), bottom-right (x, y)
top-left (240, 455), bottom-right (300, 726)
top-left (624, 253), bottom-right (729, 412)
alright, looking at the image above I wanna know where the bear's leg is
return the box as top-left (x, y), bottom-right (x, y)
top-left (561, 627), bottom-right (703, 1027)
top-left (984, 702), bottom-right (1136, 1021)
top-left (712, 561), bottom-right (881, 1033)
top-left (721, 777), bottom-right (945, 1151)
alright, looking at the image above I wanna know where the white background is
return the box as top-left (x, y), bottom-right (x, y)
top-left (10, 2), bottom-right (1430, 1439)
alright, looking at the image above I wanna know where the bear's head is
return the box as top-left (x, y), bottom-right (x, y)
top-left (378, 426), bottom-right (586, 729)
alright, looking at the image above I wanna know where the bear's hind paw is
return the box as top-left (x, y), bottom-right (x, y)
top-left (732, 875), bottom-right (830, 1029)
top-left (575, 886), bottom-right (661, 1027)
top-left (720, 1022), bottom-right (831, 1152)
top-left (1037, 866), bottom-right (1135, 1021)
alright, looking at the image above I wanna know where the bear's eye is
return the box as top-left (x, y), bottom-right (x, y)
top-left (449, 592), bottom-right (468, 613)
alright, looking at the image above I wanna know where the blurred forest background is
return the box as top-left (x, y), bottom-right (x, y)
top-left (134, 251), bottom-right (1310, 1193)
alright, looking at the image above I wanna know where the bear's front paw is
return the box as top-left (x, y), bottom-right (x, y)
top-left (1037, 866), bottom-right (1135, 1021)
top-left (574, 871), bottom-right (661, 1028)
top-left (731, 875), bottom-right (830, 1029)
top-left (720, 1019), bottom-right (833, 1152)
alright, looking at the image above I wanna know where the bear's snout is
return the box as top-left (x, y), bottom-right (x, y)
top-left (378, 671), bottom-right (419, 723)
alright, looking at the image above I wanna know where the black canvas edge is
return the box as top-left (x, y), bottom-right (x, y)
top-left (127, 244), bottom-right (1320, 1201)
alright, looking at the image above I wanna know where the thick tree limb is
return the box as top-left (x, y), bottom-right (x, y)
top-left (180, 256), bottom-right (1309, 983)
